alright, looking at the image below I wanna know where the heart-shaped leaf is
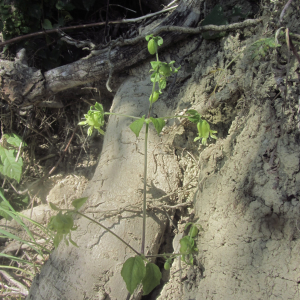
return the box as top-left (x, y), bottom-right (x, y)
top-left (130, 116), bottom-right (145, 137)
top-left (142, 262), bottom-right (162, 295)
top-left (150, 118), bottom-right (165, 135)
top-left (72, 197), bottom-right (88, 210)
top-left (121, 256), bottom-right (146, 294)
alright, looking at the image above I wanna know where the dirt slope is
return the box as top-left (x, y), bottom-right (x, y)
top-left (155, 2), bottom-right (300, 299)
top-left (25, 1), bottom-right (300, 299)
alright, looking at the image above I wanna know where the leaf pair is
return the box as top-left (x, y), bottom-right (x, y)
top-left (121, 255), bottom-right (162, 295)
top-left (130, 116), bottom-right (165, 137)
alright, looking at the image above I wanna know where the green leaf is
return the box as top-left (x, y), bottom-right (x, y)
top-left (164, 261), bottom-right (170, 270)
top-left (130, 116), bottom-right (145, 137)
top-left (150, 117), bottom-right (165, 135)
top-left (0, 148), bottom-right (22, 183)
top-left (142, 262), bottom-right (162, 295)
top-left (150, 61), bottom-right (161, 70)
top-left (159, 79), bottom-right (166, 90)
top-left (121, 256), bottom-right (146, 295)
top-left (149, 91), bottom-right (159, 103)
top-left (49, 202), bottom-right (60, 211)
top-left (53, 233), bottom-right (63, 248)
top-left (159, 63), bottom-right (172, 77)
top-left (186, 110), bottom-right (202, 123)
top-left (78, 121), bottom-right (88, 126)
top-left (195, 120), bottom-right (217, 145)
top-left (0, 200), bottom-right (12, 220)
top-left (48, 212), bottom-right (74, 233)
top-left (189, 225), bottom-right (199, 238)
top-left (42, 19), bottom-right (52, 30)
top-left (94, 102), bottom-right (104, 112)
top-left (87, 126), bottom-right (93, 136)
top-left (71, 197), bottom-right (88, 210)
top-left (145, 34), bottom-right (153, 41)
top-left (4, 133), bottom-right (27, 147)
top-left (68, 233), bottom-right (78, 247)
top-left (0, 188), bottom-right (14, 212)
top-left (148, 39), bottom-right (157, 55)
top-left (179, 236), bottom-right (194, 254)
top-left (157, 37), bottom-right (163, 46)
top-left (184, 222), bottom-right (194, 231)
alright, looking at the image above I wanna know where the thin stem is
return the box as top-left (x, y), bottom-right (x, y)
top-left (141, 70), bottom-right (157, 254)
top-left (145, 253), bottom-right (181, 258)
top-left (141, 122), bottom-right (148, 255)
top-left (75, 211), bottom-right (140, 255)
top-left (164, 114), bottom-right (193, 119)
top-left (104, 112), bottom-right (140, 119)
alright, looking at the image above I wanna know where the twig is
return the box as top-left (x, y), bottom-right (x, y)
top-left (105, 0), bottom-right (110, 41)
top-left (106, 45), bottom-right (114, 92)
top-left (87, 19), bottom-right (262, 58)
top-left (47, 126), bottom-right (78, 176)
top-left (166, 0), bottom-right (178, 9)
top-left (289, 35), bottom-right (300, 65)
top-left (0, 270), bottom-right (28, 296)
top-left (280, 0), bottom-right (294, 23)
top-left (59, 31), bottom-right (95, 50)
top-left (162, 207), bottom-right (177, 229)
top-left (285, 28), bottom-right (291, 105)
top-left (147, 175), bottom-right (197, 204)
top-left (0, 6), bottom-right (178, 48)
top-left (2, 239), bottom-right (48, 254)
top-left (139, 0), bottom-right (144, 15)
top-left (160, 202), bottom-right (192, 209)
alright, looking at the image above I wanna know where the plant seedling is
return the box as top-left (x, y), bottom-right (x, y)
top-left (50, 35), bottom-right (215, 295)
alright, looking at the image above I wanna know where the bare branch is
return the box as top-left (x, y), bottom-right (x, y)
top-left (0, 6), bottom-right (178, 48)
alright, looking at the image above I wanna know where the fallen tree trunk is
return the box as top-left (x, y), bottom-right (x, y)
top-left (0, 0), bottom-right (200, 108)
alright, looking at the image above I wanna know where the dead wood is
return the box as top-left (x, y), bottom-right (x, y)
top-left (0, 0), bottom-right (200, 108)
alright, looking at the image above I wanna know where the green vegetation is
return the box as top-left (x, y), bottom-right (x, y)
top-left (0, 190), bottom-right (52, 274)
top-left (46, 35), bottom-right (216, 295)
top-left (0, 133), bottom-right (25, 183)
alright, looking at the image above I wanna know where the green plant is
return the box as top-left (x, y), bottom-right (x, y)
top-left (0, 189), bottom-right (52, 275)
top-left (49, 35), bottom-right (216, 295)
top-left (0, 0), bottom-right (75, 42)
top-left (0, 133), bottom-right (26, 183)
top-left (248, 37), bottom-right (281, 60)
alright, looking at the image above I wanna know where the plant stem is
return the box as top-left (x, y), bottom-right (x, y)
top-left (141, 122), bottom-right (148, 255)
top-left (104, 112), bottom-right (140, 119)
top-left (75, 211), bottom-right (140, 255)
top-left (141, 68), bottom-right (157, 254)
top-left (145, 253), bottom-right (181, 258)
